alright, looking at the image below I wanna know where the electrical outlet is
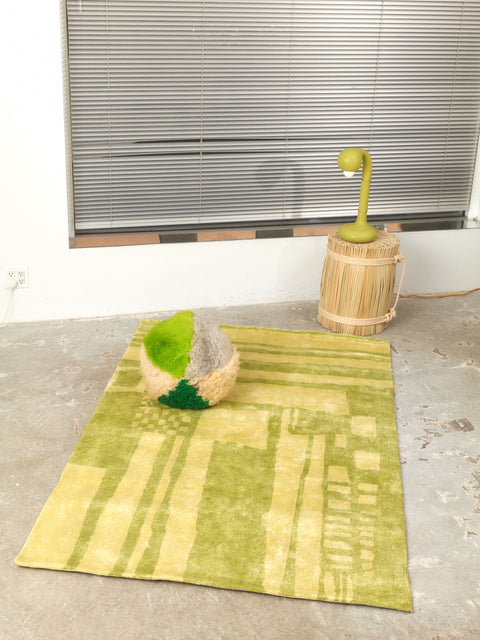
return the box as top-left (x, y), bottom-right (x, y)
top-left (6, 266), bottom-right (28, 288)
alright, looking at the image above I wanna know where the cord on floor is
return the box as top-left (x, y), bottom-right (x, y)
top-left (398, 287), bottom-right (480, 299)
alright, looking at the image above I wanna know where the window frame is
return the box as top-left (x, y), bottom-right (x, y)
top-left (60, 0), bottom-right (480, 249)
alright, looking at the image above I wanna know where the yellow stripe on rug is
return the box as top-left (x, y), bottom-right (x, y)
top-left (236, 367), bottom-right (393, 389)
top-left (16, 463), bottom-right (105, 569)
top-left (263, 408), bottom-right (310, 594)
top-left (76, 433), bottom-right (165, 575)
top-left (152, 408), bottom-right (270, 581)
top-left (224, 326), bottom-right (390, 356)
top-left (238, 349), bottom-right (391, 371)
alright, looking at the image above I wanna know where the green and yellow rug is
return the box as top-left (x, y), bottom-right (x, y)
top-left (16, 322), bottom-right (411, 611)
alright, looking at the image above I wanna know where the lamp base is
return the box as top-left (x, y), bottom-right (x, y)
top-left (338, 221), bottom-right (378, 243)
top-left (318, 230), bottom-right (401, 336)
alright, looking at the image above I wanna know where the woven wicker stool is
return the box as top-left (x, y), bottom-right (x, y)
top-left (318, 230), bottom-right (405, 336)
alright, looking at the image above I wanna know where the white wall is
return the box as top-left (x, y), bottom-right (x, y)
top-left (1, 2), bottom-right (479, 324)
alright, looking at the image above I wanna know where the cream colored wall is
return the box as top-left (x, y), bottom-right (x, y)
top-left (1, 2), bottom-right (479, 324)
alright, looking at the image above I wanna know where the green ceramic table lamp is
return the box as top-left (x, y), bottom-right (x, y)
top-left (337, 147), bottom-right (377, 243)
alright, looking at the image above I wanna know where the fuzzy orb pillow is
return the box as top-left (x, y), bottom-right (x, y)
top-left (140, 311), bottom-right (239, 409)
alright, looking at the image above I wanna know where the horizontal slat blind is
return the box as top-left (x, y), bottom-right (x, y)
top-left (65, 0), bottom-right (480, 232)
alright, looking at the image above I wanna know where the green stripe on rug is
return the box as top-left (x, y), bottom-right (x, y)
top-left (15, 321), bottom-right (411, 611)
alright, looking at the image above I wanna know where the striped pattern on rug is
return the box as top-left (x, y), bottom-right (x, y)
top-left (16, 322), bottom-right (411, 611)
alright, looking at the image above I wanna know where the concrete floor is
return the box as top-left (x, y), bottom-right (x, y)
top-left (1, 296), bottom-right (479, 640)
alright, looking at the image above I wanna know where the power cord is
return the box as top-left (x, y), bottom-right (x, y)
top-left (1, 277), bottom-right (18, 325)
top-left (398, 287), bottom-right (480, 299)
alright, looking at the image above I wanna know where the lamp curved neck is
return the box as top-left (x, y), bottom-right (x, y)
top-left (358, 150), bottom-right (372, 219)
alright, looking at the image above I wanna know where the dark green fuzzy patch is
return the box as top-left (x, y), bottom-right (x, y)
top-left (158, 379), bottom-right (210, 410)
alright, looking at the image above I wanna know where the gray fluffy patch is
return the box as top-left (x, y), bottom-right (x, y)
top-left (185, 314), bottom-right (233, 379)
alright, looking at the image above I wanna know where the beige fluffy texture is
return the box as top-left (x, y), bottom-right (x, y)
top-left (191, 346), bottom-right (240, 406)
top-left (139, 343), bottom-right (179, 400)
top-left (185, 314), bottom-right (233, 379)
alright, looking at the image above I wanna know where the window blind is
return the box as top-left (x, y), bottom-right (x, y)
top-left (64, 0), bottom-right (480, 233)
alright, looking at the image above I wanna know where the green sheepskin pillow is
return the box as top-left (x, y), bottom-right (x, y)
top-left (140, 311), bottom-right (240, 409)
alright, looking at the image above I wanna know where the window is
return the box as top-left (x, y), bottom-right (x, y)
top-left (63, 0), bottom-right (480, 242)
